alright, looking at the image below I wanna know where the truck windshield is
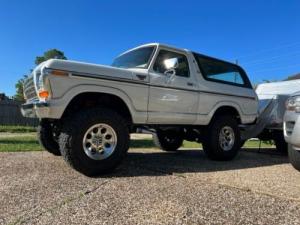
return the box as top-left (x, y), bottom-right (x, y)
top-left (112, 46), bottom-right (155, 69)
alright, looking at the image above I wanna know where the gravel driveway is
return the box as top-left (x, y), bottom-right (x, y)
top-left (1, 148), bottom-right (300, 225)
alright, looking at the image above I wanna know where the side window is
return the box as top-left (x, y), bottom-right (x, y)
top-left (195, 54), bottom-right (246, 86)
top-left (153, 50), bottom-right (190, 77)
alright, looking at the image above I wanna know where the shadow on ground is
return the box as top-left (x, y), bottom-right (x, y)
top-left (106, 148), bottom-right (289, 178)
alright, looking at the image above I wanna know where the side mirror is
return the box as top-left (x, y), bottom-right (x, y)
top-left (164, 58), bottom-right (178, 70)
top-left (163, 58), bottom-right (178, 76)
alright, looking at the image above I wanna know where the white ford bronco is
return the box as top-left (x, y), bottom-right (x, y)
top-left (21, 43), bottom-right (258, 176)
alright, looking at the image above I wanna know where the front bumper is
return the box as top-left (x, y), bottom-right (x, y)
top-left (21, 101), bottom-right (49, 118)
top-left (284, 110), bottom-right (300, 149)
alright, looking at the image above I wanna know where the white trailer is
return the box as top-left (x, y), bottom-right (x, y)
top-left (241, 79), bottom-right (300, 152)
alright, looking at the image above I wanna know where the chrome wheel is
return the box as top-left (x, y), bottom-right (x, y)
top-left (83, 123), bottom-right (117, 160)
top-left (219, 126), bottom-right (235, 151)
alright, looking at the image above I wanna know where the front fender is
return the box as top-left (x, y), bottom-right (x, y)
top-left (48, 84), bottom-right (147, 123)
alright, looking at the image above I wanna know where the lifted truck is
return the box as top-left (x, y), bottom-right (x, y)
top-left (21, 43), bottom-right (258, 176)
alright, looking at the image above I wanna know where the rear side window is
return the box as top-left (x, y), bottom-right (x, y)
top-left (153, 50), bottom-right (190, 77)
top-left (194, 53), bottom-right (251, 88)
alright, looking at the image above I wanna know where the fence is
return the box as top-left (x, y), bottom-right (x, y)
top-left (0, 100), bottom-right (38, 126)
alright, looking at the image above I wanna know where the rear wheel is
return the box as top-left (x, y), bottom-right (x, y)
top-left (37, 120), bottom-right (61, 156)
top-left (273, 131), bottom-right (288, 154)
top-left (59, 107), bottom-right (129, 176)
top-left (153, 129), bottom-right (183, 151)
top-left (203, 115), bottom-right (241, 161)
top-left (288, 144), bottom-right (300, 171)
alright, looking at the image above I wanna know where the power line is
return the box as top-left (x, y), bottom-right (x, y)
top-left (248, 63), bottom-right (300, 73)
top-left (243, 59), bottom-right (300, 72)
top-left (241, 51), bottom-right (300, 66)
top-left (234, 41), bottom-right (300, 60)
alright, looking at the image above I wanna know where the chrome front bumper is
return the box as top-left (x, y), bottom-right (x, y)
top-left (21, 101), bottom-right (49, 118)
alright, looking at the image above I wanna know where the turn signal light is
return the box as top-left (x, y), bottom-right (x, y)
top-left (51, 70), bottom-right (69, 76)
top-left (38, 90), bottom-right (49, 99)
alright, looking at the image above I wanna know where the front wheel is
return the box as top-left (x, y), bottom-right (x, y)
top-left (203, 115), bottom-right (241, 161)
top-left (59, 108), bottom-right (129, 176)
top-left (288, 144), bottom-right (300, 171)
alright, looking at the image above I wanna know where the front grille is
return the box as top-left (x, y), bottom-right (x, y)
top-left (23, 75), bottom-right (37, 101)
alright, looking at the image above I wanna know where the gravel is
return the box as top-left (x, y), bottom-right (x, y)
top-left (0, 148), bottom-right (300, 225)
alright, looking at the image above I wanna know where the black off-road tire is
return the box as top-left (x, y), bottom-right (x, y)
top-left (288, 144), bottom-right (300, 171)
top-left (59, 107), bottom-right (129, 176)
top-left (203, 115), bottom-right (241, 161)
top-left (153, 129), bottom-right (183, 151)
top-left (37, 120), bottom-right (61, 156)
top-left (273, 131), bottom-right (288, 154)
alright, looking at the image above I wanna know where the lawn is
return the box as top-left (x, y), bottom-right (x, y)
top-left (0, 133), bottom-right (274, 152)
top-left (0, 125), bottom-right (36, 133)
top-left (0, 134), bottom-right (41, 152)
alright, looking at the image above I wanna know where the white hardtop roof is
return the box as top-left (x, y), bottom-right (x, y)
top-left (118, 43), bottom-right (190, 57)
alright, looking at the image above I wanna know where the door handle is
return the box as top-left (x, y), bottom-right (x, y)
top-left (187, 82), bottom-right (194, 86)
top-left (136, 74), bottom-right (147, 80)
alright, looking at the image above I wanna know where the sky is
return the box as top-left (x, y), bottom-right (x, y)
top-left (1, 0), bottom-right (300, 96)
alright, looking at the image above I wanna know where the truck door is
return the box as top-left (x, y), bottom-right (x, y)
top-left (148, 49), bottom-right (199, 124)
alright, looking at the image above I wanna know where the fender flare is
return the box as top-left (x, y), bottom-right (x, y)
top-left (207, 101), bottom-right (243, 123)
top-left (52, 84), bottom-right (137, 119)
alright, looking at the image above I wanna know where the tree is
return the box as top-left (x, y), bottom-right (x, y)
top-left (35, 49), bottom-right (67, 65)
top-left (15, 49), bottom-right (67, 102)
top-left (0, 93), bottom-right (9, 101)
top-left (286, 73), bottom-right (300, 81)
top-left (14, 75), bottom-right (27, 102)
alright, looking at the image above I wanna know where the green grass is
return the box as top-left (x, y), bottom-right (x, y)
top-left (0, 134), bottom-right (274, 152)
top-left (0, 135), bottom-right (41, 152)
top-left (0, 125), bottom-right (36, 133)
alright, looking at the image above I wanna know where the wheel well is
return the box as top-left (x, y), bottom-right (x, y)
top-left (212, 106), bottom-right (241, 124)
top-left (62, 92), bottom-right (132, 124)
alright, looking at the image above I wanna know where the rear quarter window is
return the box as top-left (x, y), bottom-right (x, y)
top-left (193, 53), bottom-right (252, 88)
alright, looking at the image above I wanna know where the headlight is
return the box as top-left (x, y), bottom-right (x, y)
top-left (286, 96), bottom-right (300, 113)
top-left (37, 73), bottom-right (44, 89)
top-left (36, 68), bottom-right (53, 101)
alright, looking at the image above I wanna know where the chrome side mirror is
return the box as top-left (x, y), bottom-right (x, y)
top-left (163, 58), bottom-right (178, 83)
top-left (163, 58), bottom-right (178, 76)
top-left (164, 58), bottom-right (179, 69)
top-left (164, 68), bottom-right (176, 76)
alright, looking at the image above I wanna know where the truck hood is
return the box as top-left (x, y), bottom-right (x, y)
top-left (42, 59), bottom-right (134, 80)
